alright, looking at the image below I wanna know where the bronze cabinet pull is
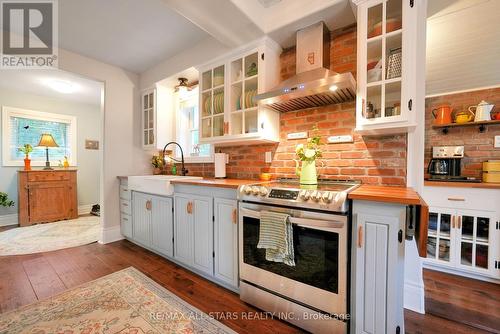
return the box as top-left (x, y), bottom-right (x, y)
top-left (357, 225), bottom-right (363, 248)
top-left (145, 200), bottom-right (152, 211)
top-left (451, 215), bottom-right (456, 229)
top-left (232, 208), bottom-right (237, 224)
top-left (458, 216), bottom-right (462, 229)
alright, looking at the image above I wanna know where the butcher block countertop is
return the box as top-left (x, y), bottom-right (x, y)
top-left (170, 178), bottom-right (256, 189)
top-left (348, 185), bottom-right (424, 205)
top-left (424, 180), bottom-right (500, 189)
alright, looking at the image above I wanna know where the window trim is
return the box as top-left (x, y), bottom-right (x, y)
top-left (1, 106), bottom-right (77, 167)
top-left (174, 87), bottom-right (214, 164)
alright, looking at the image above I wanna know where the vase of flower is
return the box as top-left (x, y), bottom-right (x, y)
top-left (18, 144), bottom-right (33, 171)
top-left (294, 129), bottom-right (322, 185)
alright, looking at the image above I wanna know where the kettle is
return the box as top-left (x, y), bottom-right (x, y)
top-left (469, 100), bottom-right (494, 122)
top-left (432, 105), bottom-right (453, 125)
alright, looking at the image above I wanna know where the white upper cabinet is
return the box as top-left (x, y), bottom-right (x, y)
top-left (354, 0), bottom-right (426, 135)
top-left (198, 38), bottom-right (281, 146)
top-left (141, 85), bottom-right (175, 150)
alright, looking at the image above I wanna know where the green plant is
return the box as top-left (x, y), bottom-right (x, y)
top-left (295, 127), bottom-right (322, 162)
top-left (0, 192), bottom-right (14, 207)
top-left (18, 144), bottom-right (33, 158)
top-left (151, 155), bottom-right (164, 168)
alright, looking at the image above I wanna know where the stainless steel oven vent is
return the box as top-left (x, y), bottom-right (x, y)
top-left (255, 22), bottom-right (356, 112)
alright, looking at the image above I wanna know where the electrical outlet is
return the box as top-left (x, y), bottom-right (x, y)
top-left (495, 136), bottom-right (500, 148)
top-left (265, 151), bottom-right (272, 163)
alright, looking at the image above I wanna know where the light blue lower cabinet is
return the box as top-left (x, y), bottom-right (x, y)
top-left (351, 200), bottom-right (406, 334)
top-left (131, 191), bottom-right (173, 258)
top-left (151, 195), bottom-right (174, 258)
top-left (214, 198), bottom-right (238, 288)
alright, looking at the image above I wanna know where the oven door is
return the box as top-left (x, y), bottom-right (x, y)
top-left (239, 202), bottom-right (347, 315)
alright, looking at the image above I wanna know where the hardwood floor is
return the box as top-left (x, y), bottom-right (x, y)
top-left (0, 239), bottom-right (497, 333)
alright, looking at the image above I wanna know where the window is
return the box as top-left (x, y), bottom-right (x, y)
top-left (2, 106), bottom-right (77, 166)
top-left (174, 87), bottom-right (213, 162)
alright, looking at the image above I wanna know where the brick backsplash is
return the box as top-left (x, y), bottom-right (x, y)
top-left (178, 25), bottom-right (407, 186)
top-left (425, 87), bottom-right (500, 178)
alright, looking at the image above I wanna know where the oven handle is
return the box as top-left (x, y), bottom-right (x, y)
top-left (240, 207), bottom-right (345, 229)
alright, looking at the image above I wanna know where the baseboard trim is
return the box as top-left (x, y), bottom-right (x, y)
top-left (99, 225), bottom-right (123, 244)
top-left (404, 281), bottom-right (425, 314)
top-left (78, 204), bottom-right (93, 216)
top-left (0, 213), bottom-right (18, 227)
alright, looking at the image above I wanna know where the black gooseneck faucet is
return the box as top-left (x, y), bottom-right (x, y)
top-left (162, 141), bottom-right (188, 176)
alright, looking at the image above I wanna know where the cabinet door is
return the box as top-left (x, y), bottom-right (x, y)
top-left (455, 209), bottom-right (498, 277)
top-left (174, 195), bottom-right (193, 265)
top-left (200, 65), bottom-right (226, 140)
top-left (426, 207), bottom-right (457, 265)
top-left (132, 192), bottom-right (151, 246)
top-left (214, 198), bottom-right (238, 287)
top-left (151, 195), bottom-right (173, 258)
top-left (354, 211), bottom-right (405, 334)
top-left (28, 183), bottom-right (72, 223)
top-left (192, 195), bottom-right (214, 276)
top-left (142, 89), bottom-right (156, 148)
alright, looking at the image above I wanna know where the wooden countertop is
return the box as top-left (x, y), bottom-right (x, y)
top-left (348, 185), bottom-right (423, 205)
top-left (170, 178), bottom-right (257, 189)
top-left (424, 180), bottom-right (500, 189)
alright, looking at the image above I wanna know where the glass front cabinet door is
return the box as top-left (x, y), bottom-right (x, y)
top-left (425, 207), bottom-right (499, 279)
top-left (198, 39), bottom-right (281, 145)
top-left (354, 0), bottom-right (426, 134)
top-left (142, 88), bottom-right (156, 148)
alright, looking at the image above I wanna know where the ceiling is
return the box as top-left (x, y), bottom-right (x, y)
top-left (59, 0), bottom-right (209, 73)
top-left (426, 0), bottom-right (500, 96)
top-left (0, 70), bottom-right (103, 105)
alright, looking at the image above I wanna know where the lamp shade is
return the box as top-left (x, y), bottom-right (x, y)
top-left (37, 134), bottom-right (59, 148)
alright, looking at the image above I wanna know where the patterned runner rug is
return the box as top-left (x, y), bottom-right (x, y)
top-left (0, 267), bottom-right (236, 333)
top-left (0, 216), bottom-right (100, 255)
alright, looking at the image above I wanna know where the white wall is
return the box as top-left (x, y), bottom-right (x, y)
top-left (58, 48), bottom-right (151, 243)
top-left (0, 89), bottom-right (101, 215)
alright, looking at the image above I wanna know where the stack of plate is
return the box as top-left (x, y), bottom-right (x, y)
top-left (213, 91), bottom-right (224, 114)
top-left (483, 160), bottom-right (500, 183)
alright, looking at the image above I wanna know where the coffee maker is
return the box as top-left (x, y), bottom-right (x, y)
top-left (427, 146), bottom-right (464, 180)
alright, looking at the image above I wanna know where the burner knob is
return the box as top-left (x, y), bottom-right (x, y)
top-left (311, 191), bottom-right (320, 202)
top-left (243, 186), bottom-right (253, 195)
top-left (259, 187), bottom-right (268, 196)
top-left (251, 186), bottom-right (260, 195)
top-left (299, 190), bottom-right (310, 200)
top-left (322, 192), bottom-right (334, 203)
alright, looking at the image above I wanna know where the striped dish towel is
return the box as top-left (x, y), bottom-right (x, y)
top-left (257, 210), bottom-right (295, 266)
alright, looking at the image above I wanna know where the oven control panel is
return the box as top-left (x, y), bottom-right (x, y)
top-left (268, 189), bottom-right (299, 200)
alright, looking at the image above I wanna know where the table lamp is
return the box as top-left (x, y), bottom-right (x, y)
top-left (37, 134), bottom-right (59, 170)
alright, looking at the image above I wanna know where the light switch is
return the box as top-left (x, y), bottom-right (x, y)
top-left (265, 151), bottom-right (272, 163)
top-left (495, 136), bottom-right (500, 148)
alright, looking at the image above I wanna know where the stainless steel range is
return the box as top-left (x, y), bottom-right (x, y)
top-left (237, 179), bottom-right (359, 334)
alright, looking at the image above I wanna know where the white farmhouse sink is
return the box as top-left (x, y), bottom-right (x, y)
top-left (127, 175), bottom-right (202, 196)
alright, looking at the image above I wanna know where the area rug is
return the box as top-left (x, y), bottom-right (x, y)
top-left (0, 267), bottom-right (236, 333)
top-left (0, 215), bottom-right (100, 256)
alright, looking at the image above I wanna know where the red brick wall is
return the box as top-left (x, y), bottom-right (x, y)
top-left (425, 87), bottom-right (500, 178)
top-left (179, 25), bottom-right (407, 185)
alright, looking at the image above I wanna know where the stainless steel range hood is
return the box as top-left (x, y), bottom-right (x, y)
top-left (255, 22), bottom-right (356, 112)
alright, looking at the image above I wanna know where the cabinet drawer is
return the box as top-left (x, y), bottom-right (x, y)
top-left (120, 199), bottom-right (131, 215)
top-left (28, 172), bottom-right (70, 182)
top-left (423, 186), bottom-right (500, 212)
top-left (121, 214), bottom-right (133, 238)
top-left (119, 185), bottom-right (131, 201)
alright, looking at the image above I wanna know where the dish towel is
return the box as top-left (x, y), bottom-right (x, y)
top-left (257, 210), bottom-right (295, 266)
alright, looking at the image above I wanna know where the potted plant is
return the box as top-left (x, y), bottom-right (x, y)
top-left (151, 155), bottom-right (164, 175)
top-left (295, 129), bottom-right (322, 185)
top-left (0, 192), bottom-right (14, 208)
top-left (18, 144), bottom-right (33, 170)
